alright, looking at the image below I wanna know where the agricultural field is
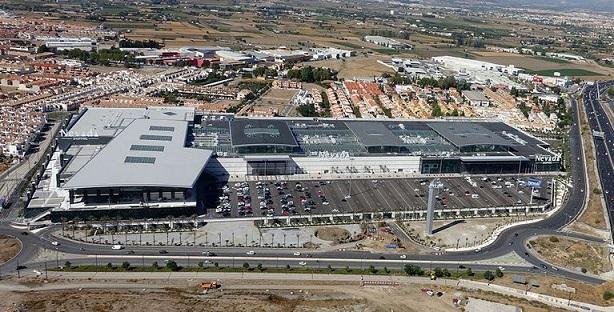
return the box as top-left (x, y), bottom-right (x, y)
top-left (310, 55), bottom-right (394, 79)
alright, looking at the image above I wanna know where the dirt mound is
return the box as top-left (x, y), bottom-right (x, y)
top-left (0, 234), bottom-right (20, 264)
top-left (314, 227), bottom-right (351, 242)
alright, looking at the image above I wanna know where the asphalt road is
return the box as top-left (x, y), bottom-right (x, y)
top-left (0, 84), bottom-right (610, 285)
top-left (583, 81), bottom-right (614, 235)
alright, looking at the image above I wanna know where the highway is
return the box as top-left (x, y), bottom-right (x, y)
top-left (583, 81), bottom-right (614, 236)
top-left (0, 85), bottom-right (610, 285)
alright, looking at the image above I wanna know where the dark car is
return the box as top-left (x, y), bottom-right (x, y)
top-left (159, 250), bottom-right (168, 254)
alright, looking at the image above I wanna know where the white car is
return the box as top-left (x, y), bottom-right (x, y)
top-left (293, 251), bottom-right (301, 256)
top-left (400, 255), bottom-right (407, 259)
top-left (498, 266), bottom-right (505, 271)
top-left (246, 250), bottom-right (255, 255)
top-left (51, 241), bottom-right (59, 246)
top-left (299, 261), bottom-right (307, 266)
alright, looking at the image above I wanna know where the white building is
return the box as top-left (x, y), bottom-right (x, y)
top-left (462, 90), bottom-right (490, 107)
top-left (364, 36), bottom-right (408, 49)
top-left (43, 37), bottom-right (97, 51)
top-left (311, 48), bottom-right (353, 60)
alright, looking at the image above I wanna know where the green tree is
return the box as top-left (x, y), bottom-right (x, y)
top-left (466, 268), bottom-right (474, 276)
top-left (121, 261), bottom-right (131, 270)
top-left (37, 45), bottom-right (49, 53)
top-left (431, 102), bottom-right (443, 117)
top-left (608, 87), bottom-right (614, 97)
top-left (166, 260), bottom-right (179, 271)
top-left (243, 262), bottom-right (250, 269)
top-left (152, 261), bottom-right (159, 270)
top-left (404, 264), bottom-right (423, 276)
top-left (297, 103), bottom-right (318, 117)
top-left (64, 261), bottom-right (72, 270)
top-left (390, 73), bottom-right (411, 85)
top-left (495, 268), bottom-right (503, 278)
top-left (483, 270), bottom-right (495, 281)
top-left (433, 267), bottom-right (444, 278)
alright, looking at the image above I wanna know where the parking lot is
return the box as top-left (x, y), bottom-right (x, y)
top-left (202, 176), bottom-right (553, 220)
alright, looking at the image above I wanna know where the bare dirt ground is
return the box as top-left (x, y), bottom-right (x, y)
top-left (0, 234), bottom-right (20, 264)
top-left (0, 275), bottom-right (583, 312)
top-left (530, 235), bottom-right (611, 274)
top-left (491, 273), bottom-right (614, 307)
top-left (310, 55), bottom-right (394, 79)
top-left (0, 155), bottom-right (13, 175)
top-left (251, 88), bottom-right (297, 115)
top-left (314, 226), bottom-right (351, 242)
top-left (403, 217), bottom-right (521, 249)
top-left (0, 282), bottom-right (458, 312)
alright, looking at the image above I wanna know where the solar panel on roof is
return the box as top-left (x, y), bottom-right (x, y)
top-left (149, 126), bottom-right (175, 132)
top-left (130, 144), bottom-right (165, 152)
top-left (124, 156), bottom-right (156, 164)
top-left (140, 134), bottom-right (172, 141)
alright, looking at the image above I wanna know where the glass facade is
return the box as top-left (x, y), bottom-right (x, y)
top-left (247, 160), bottom-right (295, 176)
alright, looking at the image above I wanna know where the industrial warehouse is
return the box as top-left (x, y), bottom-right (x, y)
top-left (25, 107), bottom-right (561, 222)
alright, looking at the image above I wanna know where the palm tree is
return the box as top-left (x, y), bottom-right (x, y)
top-left (86, 215), bottom-right (96, 242)
top-left (60, 217), bottom-right (67, 236)
top-left (71, 217), bottom-right (81, 238)
top-left (165, 215), bottom-right (174, 245)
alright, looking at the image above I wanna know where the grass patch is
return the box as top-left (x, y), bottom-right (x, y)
top-left (46, 111), bottom-right (72, 122)
top-left (372, 48), bottom-right (404, 55)
top-left (333, 41), bottom-right (364, 49)
top-left (526, 69), bottom-right (602, 77)
top-left (532, 56), bottom-right (570, 64)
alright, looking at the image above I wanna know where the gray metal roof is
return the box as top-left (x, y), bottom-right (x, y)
top-left (63, 118), bottom-right (212, 190)
top-left (230, 118), bottom-right (298, 147)
top-left (462, 90), bottom-right (489, 102)
top-left (66, 107), bottom-right (195, 137)
top-left (346, 121), bottom-right (405, 147)
top-left (428, 122), bottom-right (512, 148)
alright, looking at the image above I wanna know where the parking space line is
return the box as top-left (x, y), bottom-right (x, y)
top-left (387, 180), bottom-right (412, 210)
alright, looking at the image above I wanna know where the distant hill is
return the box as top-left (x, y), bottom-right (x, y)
top-left (465, 0), bottom-right (614, 11)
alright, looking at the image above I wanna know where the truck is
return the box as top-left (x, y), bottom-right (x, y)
top-left (200, 281), bottom-right (221, 289)
top-left (111, 244), bottom-right (124, 250)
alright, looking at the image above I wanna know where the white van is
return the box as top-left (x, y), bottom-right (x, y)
top-left (471, 194), bottom-right (480, 199)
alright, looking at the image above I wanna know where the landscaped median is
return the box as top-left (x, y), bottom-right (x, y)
top-left (50, 260), bottom-right (506, 284)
